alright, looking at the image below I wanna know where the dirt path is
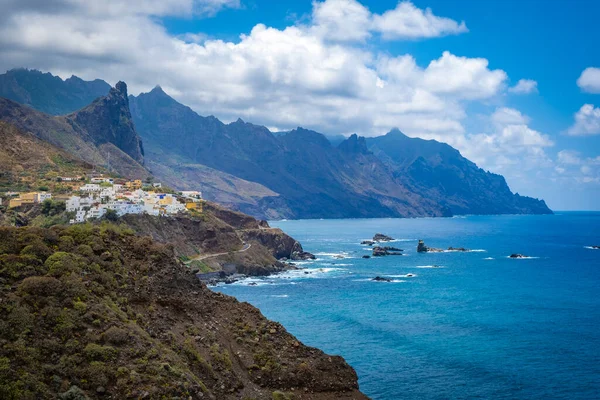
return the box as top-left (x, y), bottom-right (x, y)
top-left (184, 242), bottom-right (251, 264)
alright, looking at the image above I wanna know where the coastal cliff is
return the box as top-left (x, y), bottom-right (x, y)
top-left (0, 224), bottom-right (367, 399)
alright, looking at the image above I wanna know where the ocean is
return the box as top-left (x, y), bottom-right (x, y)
top-left (212, 213), bottom-right (600, 400)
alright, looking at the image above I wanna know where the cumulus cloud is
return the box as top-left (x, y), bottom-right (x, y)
top-left (0, 0), bottom-right (573, 196)
top-left (508, 79), bottom-right (538, 94)
top-left (310, 0), bottom-right (467, 42)
top-left (311, 0), bottom-right (372, 42)
top-left (577, 67), bottom-right (600, 94)
top-left (450, 108), bottom-right (553, 185)
top-left (371, 1), bottom-right (468, 40)
top-left (567, 104), bottom-right (600, 136)
top-left (555, 150), bottom-right (600, 185)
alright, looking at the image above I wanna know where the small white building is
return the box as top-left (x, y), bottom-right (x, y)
top-left (36, 192), bottom-right (52, 202)
top-left (80, 184), bottom-right (101, 192)
top-left (181, 191), bottom-right (202, 199)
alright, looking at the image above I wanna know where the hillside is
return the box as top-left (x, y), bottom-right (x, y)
top-left (0, 223), bottom-right (366, 399)
top-left (0, 121), bottom-right (93, 192)
top-left (0, 82), bottom-right (149, 180)
top-left (0, 68), bottom-right (110, 115)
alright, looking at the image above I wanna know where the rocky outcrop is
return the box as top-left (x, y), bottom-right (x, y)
top-left (372, 276), bottom-right (392, 282)
top-left (510, 253), bottom-right (528, 258)
top-left (373, 233), bottom-right (394, 242)
top-left (361, 240), bottom-right (375, 246)
top-left (372, 246), bottom-right (403, 257)
top-left (290, 241), bottom-right (317, 261)
top-left (448, 246), bottom-right (470, 252)
top-left (417, 240), bottom-right (471, 253)
top-left (417, 240), bottom-right (442, 253)
top-left (68, 81), bottom-right (144, 163)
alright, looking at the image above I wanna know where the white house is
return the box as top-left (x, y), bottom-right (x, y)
top-left (181, 191), bottom-right (202, 199)
top-left (80, 184), bottom-right (101, 192)
top-left (36, 192), bottom-right (52, 202)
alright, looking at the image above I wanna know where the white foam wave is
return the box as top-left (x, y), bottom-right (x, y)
top-left (389, 274), bottom-right (417, 278)
top-left (505, 256), bottom-right (539, 259)
top-left (415, 265), bottom-right (444, 269)
top-left (273, 267), bottom-right (349, 280)
top-left (270, 294), bottom-right (289, 298)
top-left (584, 246), bottom-right (599, 250)
top-left (484, 257), bottom-right (494, 260)
top-left (352, 278), bottom-right (406, 283)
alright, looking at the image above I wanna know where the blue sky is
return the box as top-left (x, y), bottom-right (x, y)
top-left (1, 0), bottom-right (599, 209)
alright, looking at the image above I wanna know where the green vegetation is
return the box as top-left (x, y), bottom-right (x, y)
top-left (41, 199), bottom-right (66, 217)
top-left (0, 223), bottom-right (211, 399)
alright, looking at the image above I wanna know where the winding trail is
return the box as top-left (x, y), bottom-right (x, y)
top-left (184, 242), bottom-right (251, 264)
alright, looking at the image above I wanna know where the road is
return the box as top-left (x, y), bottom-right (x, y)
top-left (184, 242), bottom-right (251, 264)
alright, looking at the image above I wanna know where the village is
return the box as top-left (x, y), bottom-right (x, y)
top-left (3, 175), bottom-right (203, 224)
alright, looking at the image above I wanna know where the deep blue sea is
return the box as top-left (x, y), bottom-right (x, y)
top-left (213, 213), bottom-right (600, 400)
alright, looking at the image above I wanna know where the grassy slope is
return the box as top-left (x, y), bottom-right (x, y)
top-left (0, 223), bottom-right (367, 400)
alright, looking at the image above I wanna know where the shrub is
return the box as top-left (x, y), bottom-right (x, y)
top-left (102, 327), bottom-right (129, 345)
top-left (83, 343), bottom-right (118, 362)
top-left (20, 241), bottom-right (52, 262)
top-left (41, 199), bottom-right (66, 217)
top-left (19, 276), bottom-right (62, 296)
top-left (45, 252), bottom-right (81, 277)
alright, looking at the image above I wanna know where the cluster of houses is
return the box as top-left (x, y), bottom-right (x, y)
top-left (66, 186), bottom-right (202, 224)
top-left (3, 174), bottom-right (203, 224)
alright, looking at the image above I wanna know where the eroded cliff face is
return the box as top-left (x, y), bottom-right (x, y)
top-left (119, 202), bottom-right (307, 278)
top-left (0, 225), bottom-right (368, 399)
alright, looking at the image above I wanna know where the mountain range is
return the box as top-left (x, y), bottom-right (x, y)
top-left (0, 69), bottom-right (552, 218)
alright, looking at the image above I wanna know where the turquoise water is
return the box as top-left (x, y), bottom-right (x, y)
top-left (213, 213), bottom-right (600, 399)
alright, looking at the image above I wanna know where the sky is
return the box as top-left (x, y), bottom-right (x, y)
top-left (1, 0), bottom-right (599, 210)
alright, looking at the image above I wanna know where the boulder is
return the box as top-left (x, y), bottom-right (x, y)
top-left (373, 233), bottom-right (394, 242)
top-left (361, 240), bottom-right (375, 246)
top-left (372, 276), bottom-right (392, 282)
top-left (362, 255), bottom-right (371, 259)
top-left (448, 246), bottom-right (470, 252)
top-left (372, 246), bottom-right (403, 257)
top-left (509, 254), bottom-right (528, 258)
top-left (290, 241), bottom-right (316, 261)
top-left (417, 240), bottom-right (443, 253)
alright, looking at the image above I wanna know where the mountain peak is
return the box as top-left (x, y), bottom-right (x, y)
top-left (150, 85), bottom-right (165, 94)
top-left (338, 133), bottom-right (369, 154)
top-left (114, 81), bottom-right (128, 97)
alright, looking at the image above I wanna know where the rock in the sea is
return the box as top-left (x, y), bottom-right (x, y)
top-left (591, 245), bottom-right (600, 249)
top-left (290, 241), bottom-right (316, 260)
top-left (509, 254), bottom-right (528, 258)
top-left (372, 246), bottom-right (403, 257)
top-left (361, 240), bottom-right (375, 246)
top-left (373, 233), bottom-right (394, 242)
top-left (416, 240), bottom-right (445, 253)
top-left (362, 255), bottom-right (371, 259)
top-left (372, 276), bottom-right (392, 282)
top-left (447, 246), bottom-right (470, 252)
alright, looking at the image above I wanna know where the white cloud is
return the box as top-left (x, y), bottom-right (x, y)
top-left (371, 1), bottom-right (468, 40)
top-left (491, 107), bottom-right (529, 125)
top-left (311, 0), bottom-right (372, 42)
top-left (508, 79), bottom-right (538, 94)
top-left (577, 67), bottom-right (600, 94)
top-left (567, 104), bottom-right (600, 136)
top-left (557, 150), bottom-right (582, 165)
top-left (555, 150), bottom-right (600, 185)
top-left (309, 0), bottom-right (467, 42)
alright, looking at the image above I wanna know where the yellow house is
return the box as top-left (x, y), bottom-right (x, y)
top-left (186, 200), bottom-right (203, 213)
top-left (125, 180), bottom-right (143, 190)
top-left (8, 198), bottom-right (23, 208)
top-left (158, 196), bottom-right (174, 206)
top-left (20, 192), bottom-right (38, 204)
